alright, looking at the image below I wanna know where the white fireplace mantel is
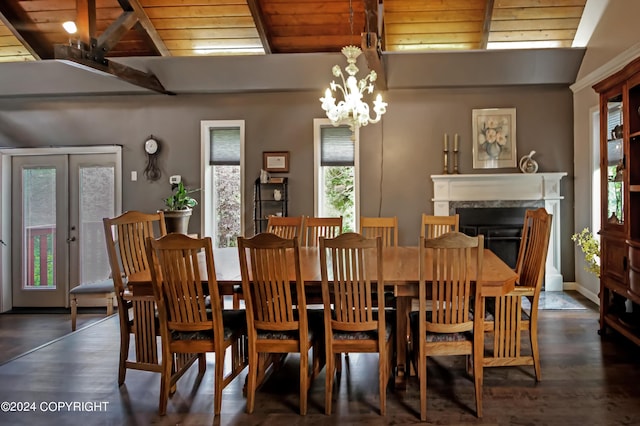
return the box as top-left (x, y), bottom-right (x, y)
top-left (431, 172), bottom-right (567, 291)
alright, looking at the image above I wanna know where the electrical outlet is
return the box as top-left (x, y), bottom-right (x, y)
top-left (169, 175), bottom-right (181, 185)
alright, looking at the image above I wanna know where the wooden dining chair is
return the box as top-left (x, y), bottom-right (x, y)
top-left (103, 210), bottom-right (168, 385)
top-left (146, 234), bottom-right (247, 416)
top-left (302, 216), bottom-right (342, 247)
top-left (411, 232), bottom-right (484, 421)
top-left (237, 232), bottom-right (321, 415)
top-left (266, 215), bottom-right (305, 242)
top-left (319, 232), bottom-right (394, 415)
top-left (482, 208), bottom-right (552, 381)
top-left (360, 216), bottom-right (398, 247)
top-left (421, 213), bottom-right (459, 239)
top-left (232, 215), bottom-right (307, 309)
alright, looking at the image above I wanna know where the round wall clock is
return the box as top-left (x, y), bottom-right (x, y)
top-left (145, 138), bottom-right (159, 155)
top-left (143, 136), bottom-right (161, 181)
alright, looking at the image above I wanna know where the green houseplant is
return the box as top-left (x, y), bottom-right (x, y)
top-left (162, 182), bottom-right (199, 234)
top-left (571, 227), bottom-right (600, 278)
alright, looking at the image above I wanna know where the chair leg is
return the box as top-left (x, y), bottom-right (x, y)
top-left (214, 349), bottom-right (225, 416)
top-left (325, 350), bottom-right (335, 415)
top-left (70, 295), bottom-right (78, 331)
top-left (198, 353), bottom-right (207, 377)
top-left (531, 322), bottom-right (541, 381)
top-left (158, 351), bottom-right (173, 415)
top-left (106, 294), bottom-right (114, 316)
top-left (233, 293), bottom-right (240, 310)
top-left (118, 319), bottom-right (130, 386)
top-left (246, 346), bottom-right (258, 414)
top-left (473, 345), bottom-right (483, 418)
top-left (299, 347), bottom-right (309, 415)
top-left (378, 350), bottom-right (387, 416)
top-left (419, 351), bottom-right (427, 422)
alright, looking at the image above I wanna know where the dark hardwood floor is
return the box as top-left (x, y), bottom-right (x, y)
top-left (0, 292), bottom-right (639, 425)
top-left (0, 308), bottom-right (108, 365)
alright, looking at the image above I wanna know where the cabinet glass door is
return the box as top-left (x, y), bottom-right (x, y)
top-left (605, 94), bottom-right (624, 226)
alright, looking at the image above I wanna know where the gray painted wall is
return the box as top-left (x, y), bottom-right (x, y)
top-left (0, 83), bottom-right (576, 281)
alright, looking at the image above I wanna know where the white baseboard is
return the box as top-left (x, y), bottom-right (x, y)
top-left (562, 281), bottom-right (600, 305)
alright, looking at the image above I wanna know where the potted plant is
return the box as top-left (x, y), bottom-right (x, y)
top-left (162, 181), bottom-right (199, 234)
top-left (571, 227), bottom-right (600, 278)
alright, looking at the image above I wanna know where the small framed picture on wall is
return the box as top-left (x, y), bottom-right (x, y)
top-left (263, 151), bottom-right (289, 173)
top-left (472, 108), bottom-right (517, 169)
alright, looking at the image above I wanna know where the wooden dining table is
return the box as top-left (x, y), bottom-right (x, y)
top-left (127, 245), bottom-right (517, 389)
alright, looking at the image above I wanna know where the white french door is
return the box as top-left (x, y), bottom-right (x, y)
top-left (10, 151), bottom-right (120, 308)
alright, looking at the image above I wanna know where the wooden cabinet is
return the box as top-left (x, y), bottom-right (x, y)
top-left (594, 57), bottom-right (640, 345)
top-left (253, 177), bottom-right (288, 234)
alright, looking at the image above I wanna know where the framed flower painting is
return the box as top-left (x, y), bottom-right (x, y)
top-left (472, 108), bottom-right (517, 169)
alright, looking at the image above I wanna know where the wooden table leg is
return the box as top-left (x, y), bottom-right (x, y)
top-left (394, 295), bottom-right (410, 389)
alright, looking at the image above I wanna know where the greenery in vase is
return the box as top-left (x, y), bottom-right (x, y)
top-left (571, 227), bottom-right (600, 278)
top-left (164, 182), bottom-right (199, 211)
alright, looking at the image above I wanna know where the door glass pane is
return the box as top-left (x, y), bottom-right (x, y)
top-left (22, 167), bottom-right (56, 289)
top-left (606, 96), bottom-right (624, 225)
top-left (79, 166), bottom-right (115, 283)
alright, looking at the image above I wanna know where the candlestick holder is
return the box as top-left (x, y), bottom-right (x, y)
top-left (453, 148), bottom-right (459, 174)
top-left (443, 149), bottom-right (449, 174)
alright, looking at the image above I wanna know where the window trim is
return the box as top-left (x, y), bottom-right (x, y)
top-left (313, 118), bottom-right (360, 228)
top-left (200, 120), bottom-right (245, 243)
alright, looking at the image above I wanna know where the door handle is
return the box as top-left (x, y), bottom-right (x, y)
top-left (66, 236), bottom-right (76, 243)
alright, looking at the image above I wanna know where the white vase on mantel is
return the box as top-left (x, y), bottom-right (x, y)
top-left (519, 150), bottom-right (538, 174)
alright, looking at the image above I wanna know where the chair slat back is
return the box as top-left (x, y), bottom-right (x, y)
top-left (421, 214), bottom-right (459, 239)
top-left (103, 210), bottom-right (167, 294)
top-left (421, 232), bottom-right (483, 334)
top-left (303, 216), bottom-right (342, 247)
top-left (266, 215), bottom-right (305, 243)
top-left (238, 233), bottom-right (304, 332)
top-left (146, 234), bottom-right (221, 332)
top-left (320, 232), bottom-right (384, 332)
top-left (514, 208), bottom-right (552, 291)
top-left (359, 216), bottom-right (398, 247)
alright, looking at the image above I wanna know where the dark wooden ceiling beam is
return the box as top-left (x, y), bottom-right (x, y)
top-left (363, 0), bottom-right (379, 35)
top-left (53, 1), bottom-right (171, 95)
top-left (76, 0), bottom-right (97, 45)
top-left (0, 0), bottom-right (51, 59)
top-left (361, 0), bottom-right (386, 90)
top-left (480, 0), bottom-right (495, 49)
top-left (361, 32), bottom-right (386, 91)
top-left (54, 44), bottom-right (174, 95)
top-left (119, 0), bottom-right (171, 56)
top-left (247, 0), bottom-right (272, 54)
top-left (95, 11), bottom-right (138, 55)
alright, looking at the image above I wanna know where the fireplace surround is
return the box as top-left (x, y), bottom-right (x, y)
top-left (431, 173), bottom-right (567, 291)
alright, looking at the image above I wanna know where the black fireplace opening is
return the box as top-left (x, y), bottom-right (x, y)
top-left (457, 207), bottom-right (528, 269)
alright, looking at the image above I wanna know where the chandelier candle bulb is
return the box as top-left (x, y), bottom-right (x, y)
top-left (454, 134), bottom-right (459, 151)
top-left (444, 133), bottom-right (449, 151)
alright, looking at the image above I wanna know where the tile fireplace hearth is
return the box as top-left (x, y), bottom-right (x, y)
top-left (431, 173), bottom-right (567, 291)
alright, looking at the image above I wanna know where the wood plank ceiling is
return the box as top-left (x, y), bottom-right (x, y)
top-left (0, 0), bottom-right (587, 63)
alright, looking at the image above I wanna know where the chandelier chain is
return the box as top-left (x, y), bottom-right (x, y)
top-left (319, 0), bottom-right (388, 133)
top-left (349, 0), bottom-right (354, 44)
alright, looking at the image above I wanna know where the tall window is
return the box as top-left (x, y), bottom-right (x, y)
top-left (313, 119), bottom-right (359, 232)
top-left (201, 121), bottom-right (244, 248)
